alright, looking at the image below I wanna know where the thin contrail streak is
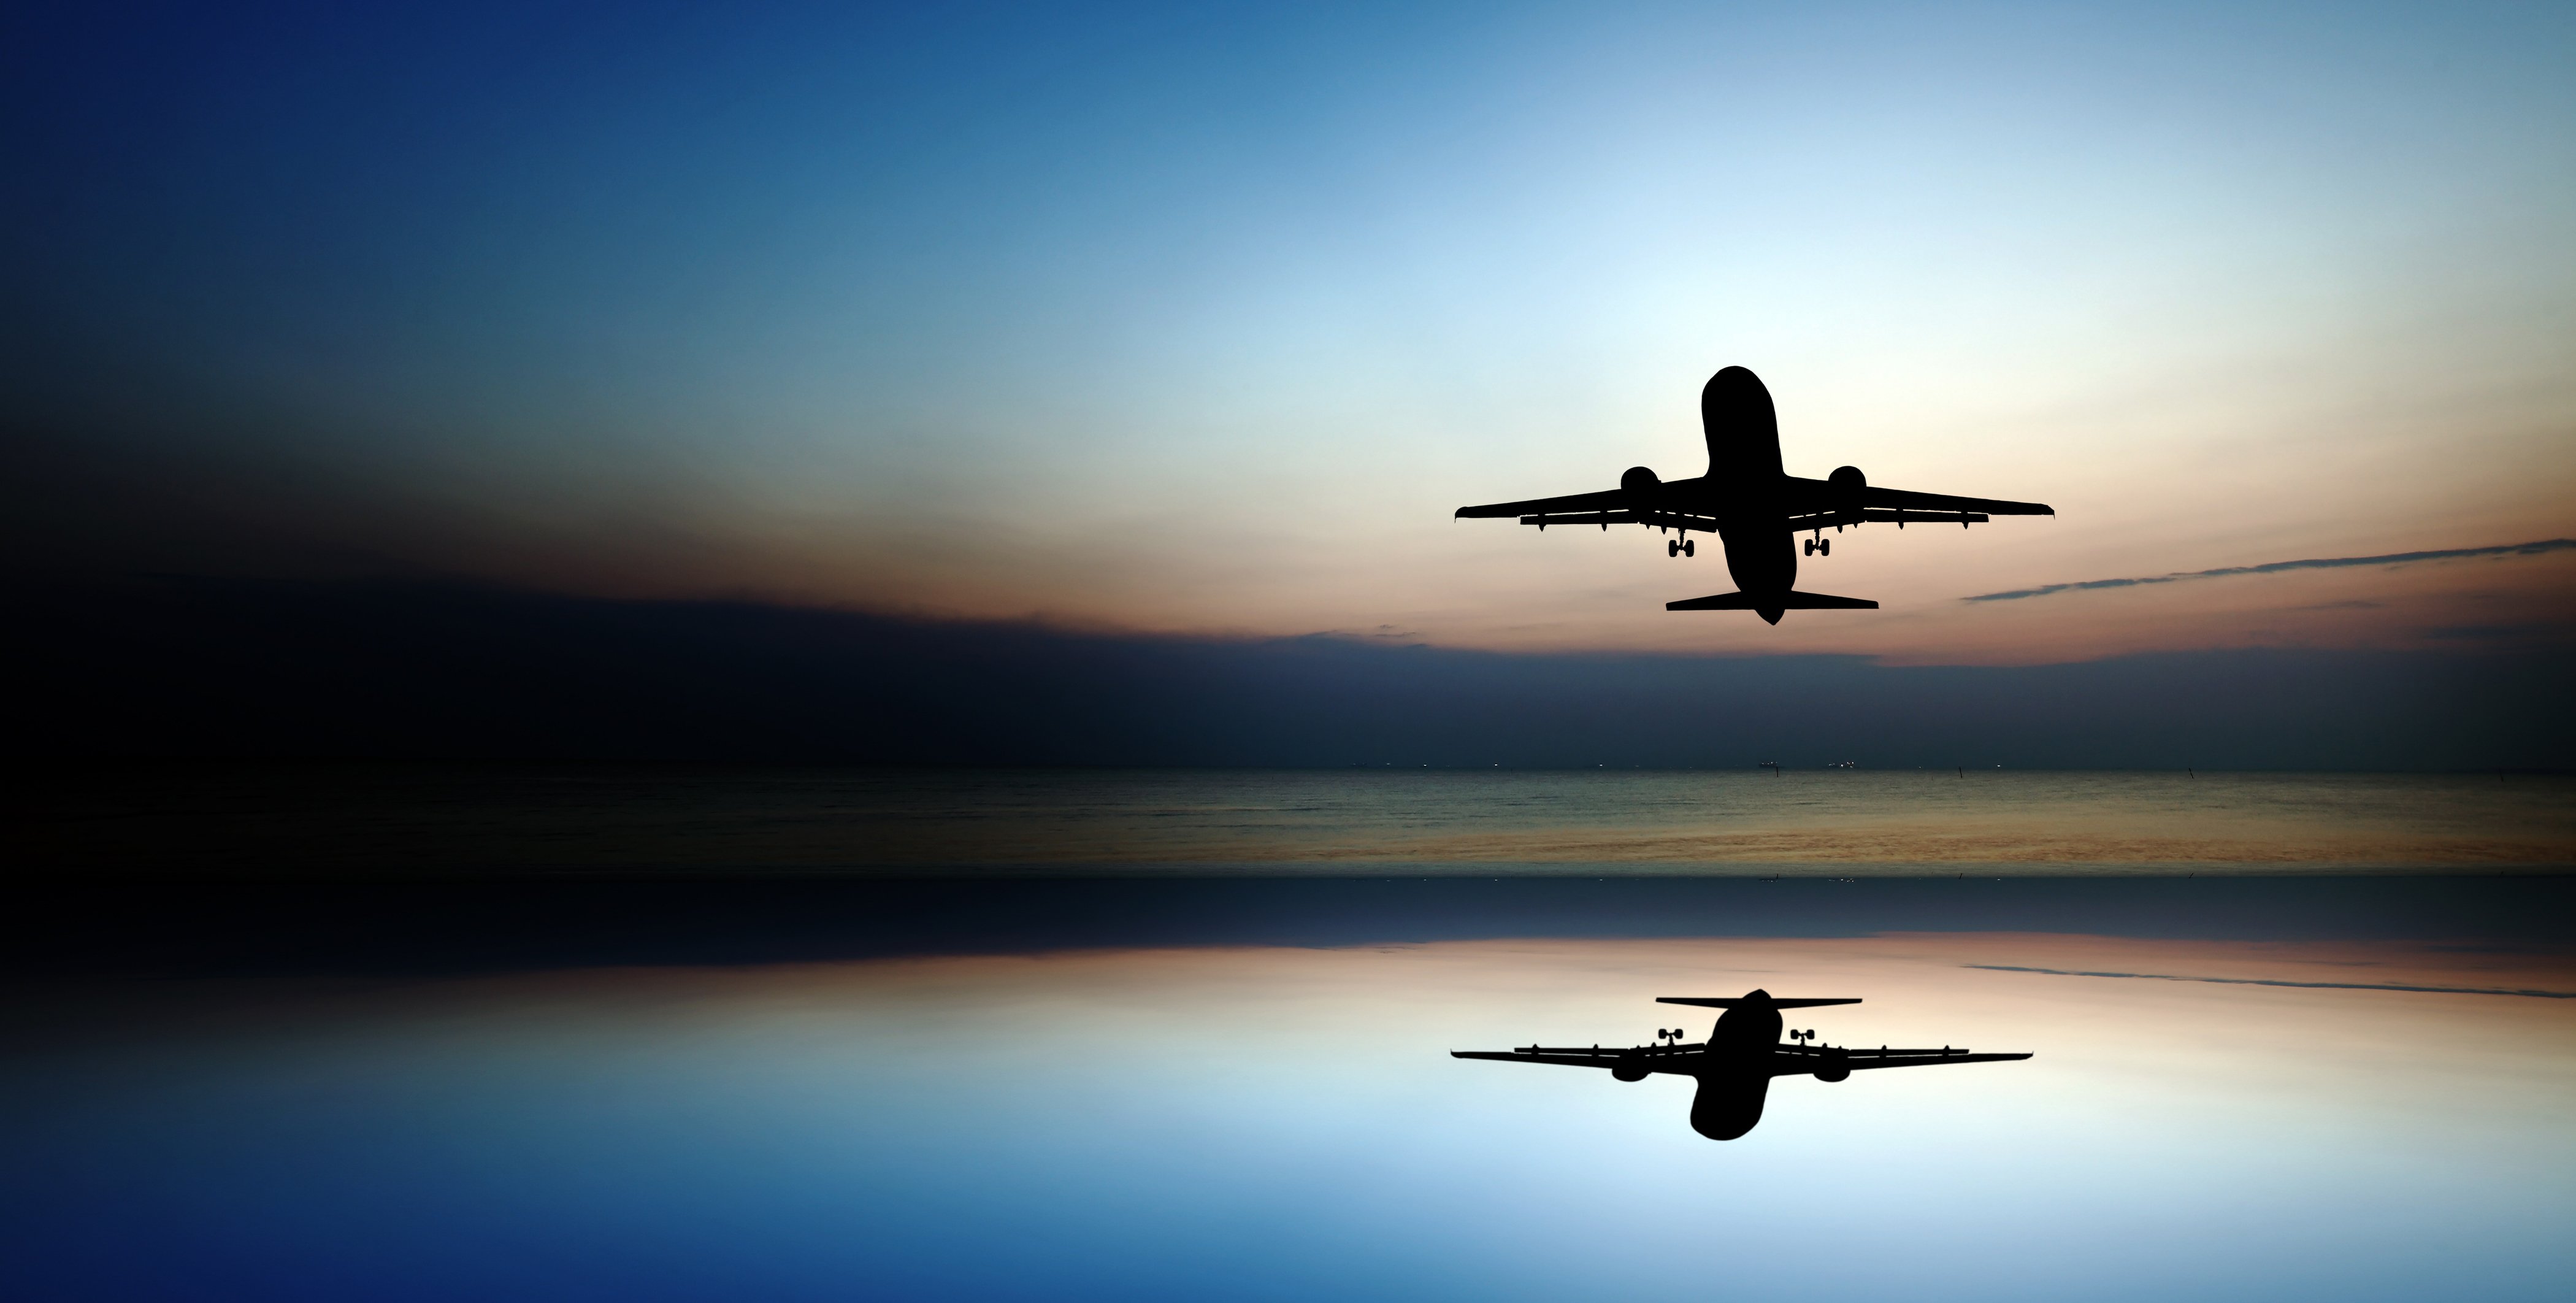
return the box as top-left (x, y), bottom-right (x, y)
top-left (1968, 964), bottom-right (2576, 999)
top-left (1961, 538), bottom-right (2576, 603)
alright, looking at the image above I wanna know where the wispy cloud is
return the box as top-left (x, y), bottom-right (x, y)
top-left (1963, 539), bottom-right (2576, 603)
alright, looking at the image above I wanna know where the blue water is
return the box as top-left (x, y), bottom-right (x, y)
top-left (7, 771), bottom-right (2574, 1299)
top-left (7, 910), bottom-right (2574, 1301)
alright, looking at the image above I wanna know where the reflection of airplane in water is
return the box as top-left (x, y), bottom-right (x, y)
top-left (1455, 366), bottom-right (2052, 623)
top-left (1454, 988), bottom-right (2031, 1140)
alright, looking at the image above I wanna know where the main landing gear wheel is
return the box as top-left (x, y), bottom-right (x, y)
top-left (1684, 539), bottom-right (1695, 557)
top-left (1805, 537), bottom-right (1831, 557)
top-left (1668, 539), bottom-right (1679, 557)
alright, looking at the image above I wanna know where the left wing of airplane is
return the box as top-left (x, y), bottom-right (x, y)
top-left (1451, 1044), bottom-right (1703, 1073)
top-left (1453, 488), bottom-right (1630, 519)
top-left (1454, 486), bottom-right (1724, 533)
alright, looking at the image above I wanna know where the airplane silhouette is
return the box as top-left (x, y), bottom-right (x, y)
top-left (1452, 988), bottom-right (2031, 1140)
top-left (1455, 367), bottom-right (2053, 623)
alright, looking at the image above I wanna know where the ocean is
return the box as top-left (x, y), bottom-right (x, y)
top-left (5, 768), bottom-right (2571, 1301)
top-left (23, 766), bottom-right (2575, 874)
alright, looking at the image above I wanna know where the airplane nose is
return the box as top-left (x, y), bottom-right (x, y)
top-left (1700, 365), bottom-right (1768, 409)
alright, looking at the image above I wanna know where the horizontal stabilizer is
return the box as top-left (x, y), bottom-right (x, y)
top-left (1658, 997), bottom-right (1863, 1009)
top-left (1665, 591), bottom-right (1879, 611)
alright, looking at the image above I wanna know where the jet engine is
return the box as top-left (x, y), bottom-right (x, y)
top-left (1829, 464), bottom-right (1866, 515)
top-left (1612, 1059), bottom-right (1650, 1083)
top-left (1815, 1046), bottom-right (1851, 1083)
top-left (1620, 465), bottom-right (1661, 494)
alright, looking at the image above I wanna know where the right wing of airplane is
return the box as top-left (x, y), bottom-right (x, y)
top-left (1780, 477), bottom-right (2053, 529)
top-left (1860, 485), bottom-right (2053, 515)
top-left (1777, 1045), bottom-right (2033, 1071)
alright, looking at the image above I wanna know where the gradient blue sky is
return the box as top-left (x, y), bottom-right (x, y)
top-left (10, 2), bottom-right (2574, 661)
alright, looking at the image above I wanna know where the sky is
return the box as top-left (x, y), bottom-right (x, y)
top-left (8, 1), bottom-right (2575, 666)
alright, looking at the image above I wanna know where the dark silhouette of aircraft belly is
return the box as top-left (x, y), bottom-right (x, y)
top-left (1690, 1074), bottom-right (1771, 1142)
top-left (1453, 988), bottom-right (2030, 1141)
top-left (1705, 367), bottom-right (1798, 621)
top-left (1456, 366), bottom-right (2054, 622)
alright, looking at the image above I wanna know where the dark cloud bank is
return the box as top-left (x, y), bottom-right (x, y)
top-left (8, 577), bottom-right (2567, 770)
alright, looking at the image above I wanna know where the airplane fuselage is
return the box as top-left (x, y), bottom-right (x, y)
top-left (1688, 990), bottom-right (1795, 1140)
top-left (1617, 367), bottom-right (1802, 620)
top-left (1700, 365), bottom-right (1798, 614)
top-left (1631, 991), bottom-right (1810, 1140)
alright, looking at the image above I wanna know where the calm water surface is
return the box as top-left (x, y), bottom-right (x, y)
top-left (6, 925), bottom-right (2571, 1301)
top-left (28, 768), bottom-right (2576, 873)
top-left (9, 769), bottom-right (2573, 1299)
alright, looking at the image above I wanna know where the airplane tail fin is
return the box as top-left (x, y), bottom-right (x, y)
top-left (1665, 591), bottom-right (1878, 612)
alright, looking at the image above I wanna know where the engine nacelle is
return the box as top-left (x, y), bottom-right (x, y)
top-left (1815, 1047), bottom-right (1851, 1083)
top-left (1620, 465), bottom-right (1661, 494)
top-left (1828, 465), bottom-right (1866, 515)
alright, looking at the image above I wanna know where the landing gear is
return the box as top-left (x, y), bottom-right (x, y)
top-left (1804, 536), bottom-right (1831, 558)
top-left (1684, 538), bottom-right (1694, 557)
top-left (1667, 538), bottom-right (1696, 558)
